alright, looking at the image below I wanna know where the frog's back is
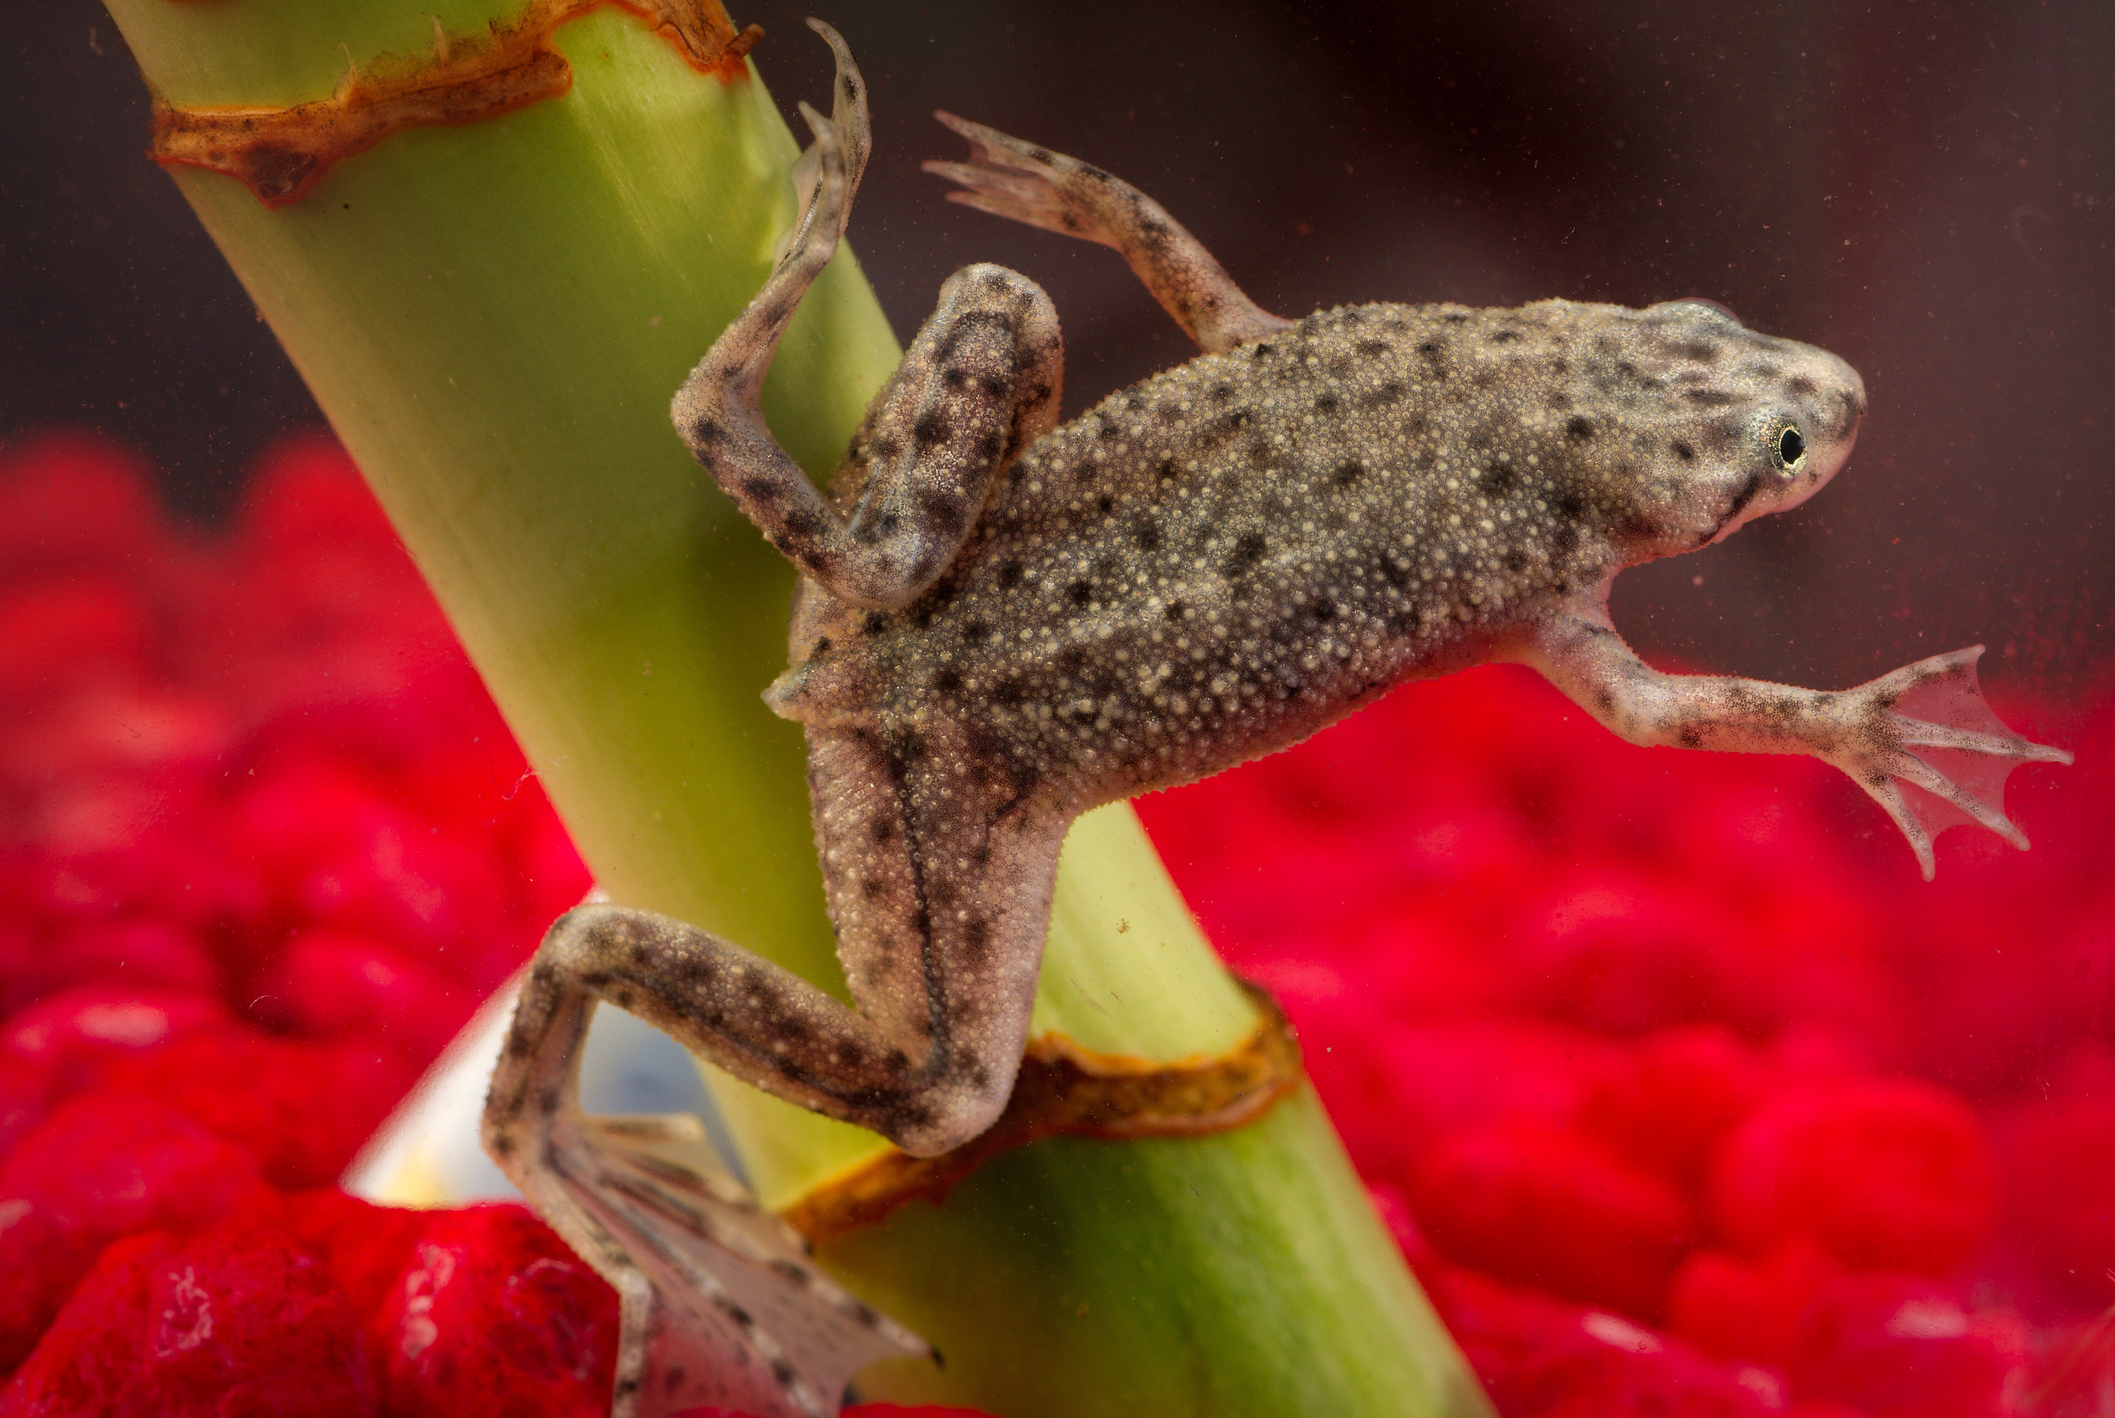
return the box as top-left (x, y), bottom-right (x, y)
top-left (780, 296), bottom-right (1849, 809)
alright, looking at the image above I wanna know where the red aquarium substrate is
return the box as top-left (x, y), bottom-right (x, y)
top-left (0, 428), bottom-right (2108, 1415)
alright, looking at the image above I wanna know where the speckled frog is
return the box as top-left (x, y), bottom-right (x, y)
top-left (483, 23), bottom-right (2070, 1418)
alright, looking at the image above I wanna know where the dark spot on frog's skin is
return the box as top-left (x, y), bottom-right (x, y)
top-left (1672, 440), bottom-right (1696, 461)
top-left (1491, 329), bottom-right (1521, 344)
top-left (1225, 409), bottom-right (1251, 431)
top-left (1332, 459), bottom-right (1364, 488)
top-left (1253, 342), bottom-right (1274, 358)
top-left (689, 417), bottom-right (720, 446)
top-left (863, 611), bottom-right (888, 636)
top-left (1477, 463), bottom-right (1517, 497)
top-left (1684, 388), bottom-right (1738, 407)
top-left (914, 411), bottom-right (954, 447)
top-left (1311, 597), bottom-right (1337, 622)
top-left (1067, 580), bottom-right (1093, 607)
top-left (997, 561), bottom-right (1023, 589)
top-left (1678, 726), bottom-right (1704, 748)
top-left (871, 434), bottom-right (901, 462)
top-left (1208, 382), bottom-right (1234, 403)
top-left (771, 1360), bottom-right (799, 1388)
top-left (1096, 495), bottom-right (1115, 514)
top-left (1226, 532), bottom-right (1268, 575)
top-left (1565, 416), bottom-right (1595, 443)
top-left (782, 509), bottom-right (821, 540)
top-left (1553, 521), bottom-right (1582, 558)
top-left (942, 367), bottom-right (968, 390)
top-left (1136, 520), bottom-right (1163, 551)
top-left (961, 916), bottom-right (991, 961)
top-left (918, 489), bottom-right (964, 534)
top-left (1027, 145), bottom-right (1052, 163)
top-left (1504, 549), bottom-right (1528, 573)
top-left (961, 618), bottom-right (991, 643)
top-left (1163, 599), bottom-right (1187, 622)
top-left (1098, 421), bottom-right (1121, 441)
top-left (1443, 312), bottom-right (1470, 325)
top-left (1715, 472), bottom-right (1765, 533)
top-left (1674, 341), bottom-right (1720, 363)
top-left (1156, 457), bottom-right (1180, 481)
top-left (1356, 339), bottom-right (1392, 358)
top-left (1368, 381), bottom-right (1407, 405)
top-left (933, 667), bottom-right (963, 694)
top-left (1787, 374), bottom-right (1818, 396)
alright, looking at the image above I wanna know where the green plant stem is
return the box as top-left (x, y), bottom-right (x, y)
top-left (97, 2), bottom-right (1490, 1411)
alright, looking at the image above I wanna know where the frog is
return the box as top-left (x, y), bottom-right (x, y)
top-left (481, 21), bottom-right (2072, 1418)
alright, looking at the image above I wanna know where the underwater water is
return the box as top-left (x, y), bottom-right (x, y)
top-left (1, 0), bottom-right (2109, 1414)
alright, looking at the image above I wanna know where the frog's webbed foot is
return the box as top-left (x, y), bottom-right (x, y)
top-left (1839, 645), bottom-right (2073, 879)
top-left (484, 961), bottom-right (934, 1418)
top-left (924, 112), bottom-right (1290, 354)
top-left (779, 20), bottom-right (869, 269)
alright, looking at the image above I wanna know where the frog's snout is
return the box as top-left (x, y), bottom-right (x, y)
top-left (1799, 347), bottom-right (1866, 481)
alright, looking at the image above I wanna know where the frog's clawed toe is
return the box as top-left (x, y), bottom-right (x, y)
top-left (924, 112), bottom-right (1110, 246)
top-left (779, 20), bottom-right (870, 269)
top-left (1849, 645), bottom-right (2071, 880)
top-left (531, 1111), bottom-right (932, 1418)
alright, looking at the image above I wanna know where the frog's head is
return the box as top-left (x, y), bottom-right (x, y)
top-left (1571, 298), bottom-right (1867, 563)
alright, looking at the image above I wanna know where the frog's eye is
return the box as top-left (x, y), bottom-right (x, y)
top-left (1771, 423), bottom-right (1807, 475)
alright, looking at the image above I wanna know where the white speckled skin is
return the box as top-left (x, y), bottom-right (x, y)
top-left (482, 24), bottom-right (2071, 1417)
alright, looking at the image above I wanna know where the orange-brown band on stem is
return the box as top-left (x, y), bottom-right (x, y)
top-left (148, 0), bottom-right (762, 208)
top-left (781, 982), bottom-right (1304, 1245)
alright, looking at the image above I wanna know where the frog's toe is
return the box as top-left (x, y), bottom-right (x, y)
top-left (550, 1112), bottom-right (932, 1417)
top-left (1855, 644), bottom-right (2071, 878)
top-left (925, 113), bottom-right (1104, 242)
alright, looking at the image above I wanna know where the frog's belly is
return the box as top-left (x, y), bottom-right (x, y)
top-left (937, 600), bottom-right (1512, 808)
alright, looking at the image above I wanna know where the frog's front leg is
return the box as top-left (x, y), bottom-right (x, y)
top-left (1522, 608), bottom-right (2072, 878)
top-left (924, 113), bottom-right (1292, 355)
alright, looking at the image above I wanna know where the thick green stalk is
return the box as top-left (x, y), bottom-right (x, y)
top-left (98, 2), bottom-right (1488, 1411)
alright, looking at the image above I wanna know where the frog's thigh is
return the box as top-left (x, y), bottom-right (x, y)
top-left (805, 718), bottom-right (1065, 1147)
top-left (830, 262), bottom-right (1064, 596)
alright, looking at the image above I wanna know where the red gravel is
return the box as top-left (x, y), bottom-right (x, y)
top-left (0, 427), bottom-right (2109, 1415)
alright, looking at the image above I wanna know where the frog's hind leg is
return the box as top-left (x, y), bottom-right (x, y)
top-left (673, 25), bottom-right (1060, 611)
top-left (483, 962), bottom-right (934, 1418)
top-left (924, 112), bottom-right (1293, 354)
